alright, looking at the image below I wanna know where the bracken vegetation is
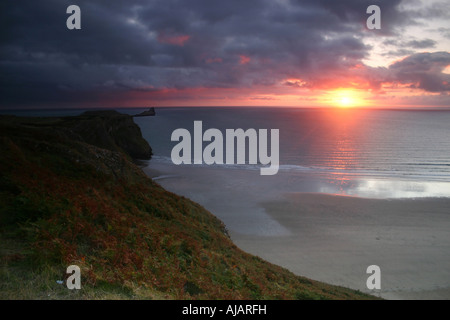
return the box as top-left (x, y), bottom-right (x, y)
top-left (0, 112), bottom-right (376, 300)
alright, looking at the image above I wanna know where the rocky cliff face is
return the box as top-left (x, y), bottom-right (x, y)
top-left (61, 110), bottom-right (152, 160)
top-left (0, 110), bottom-right (152, 180)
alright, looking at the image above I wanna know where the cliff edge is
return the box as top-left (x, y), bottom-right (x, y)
top-left (61, 110), bottom-right (152, 160)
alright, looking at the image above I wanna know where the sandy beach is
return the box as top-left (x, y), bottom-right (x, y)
top-left (237, 193), bottom-right (450, 299)
top-left (144, 161), bottom-right (450, 299)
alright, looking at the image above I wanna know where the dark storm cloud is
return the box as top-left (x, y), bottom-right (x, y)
top-left (384, 38), bottom-right (437, 49)
top-left (389, 52), bottom-right (450, 92)
top-left (381, 38), bottom-right (437, 58)
top-left (0, 0), bottom-right (445, 107)
top-left (406, 39), bottom-right (437, 49)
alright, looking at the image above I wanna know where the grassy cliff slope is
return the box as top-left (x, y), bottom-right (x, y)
top-left (0, 111), bottom-right (375, 300)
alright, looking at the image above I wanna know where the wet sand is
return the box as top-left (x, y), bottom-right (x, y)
top-left (236, 193), bottom-right (450, 299)
top-left (144, 162), bottom-right (450, 299)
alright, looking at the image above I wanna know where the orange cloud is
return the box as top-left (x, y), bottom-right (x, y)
top-left (239, 55), bottom-right (251, 65)
top-left (92, 82), bottom-right (450, 109)
top-left (157, 32), bottom-right (190, 46)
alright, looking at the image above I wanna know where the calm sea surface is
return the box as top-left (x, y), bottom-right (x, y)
top-left (134, 107), bottom-right (450, 198)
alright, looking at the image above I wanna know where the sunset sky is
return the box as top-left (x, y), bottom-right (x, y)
top-left (1, 0), bottom-right (449, 109)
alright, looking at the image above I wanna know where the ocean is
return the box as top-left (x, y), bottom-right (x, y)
top-left (134, 107), bottom-right (450, 199)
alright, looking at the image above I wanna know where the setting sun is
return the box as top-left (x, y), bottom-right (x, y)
top-left (321, 89), bottom-right (367, 108)
top-left (339, 96), bottom-right (353, 107)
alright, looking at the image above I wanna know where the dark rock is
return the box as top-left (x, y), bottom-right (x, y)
top-left (134, 107), bottom-right (156, 117)
top-left (62, 110), bottom-right (152, 160)
top-left (0, 110), bottom-right (153, 160)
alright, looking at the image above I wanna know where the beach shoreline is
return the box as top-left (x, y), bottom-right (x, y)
top-left (145, 161), bottom-right (450, 300)
top-left (240, 193), bottom-right (450, 300)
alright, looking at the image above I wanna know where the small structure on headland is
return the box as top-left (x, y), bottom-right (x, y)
top-left (134, 107), bottom-right (156, 117)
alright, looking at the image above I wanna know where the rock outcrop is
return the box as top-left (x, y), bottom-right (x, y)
top-left (47, 110), bottom-right (152, 159)
top-left (0, 110), bottom-right (153, 179)
top-left (134, 107), bottom-right (156, 117)
top-left (61, 110), bottom-right (152, 160)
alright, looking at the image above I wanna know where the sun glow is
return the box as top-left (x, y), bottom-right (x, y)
top-left (339, 96), bottom-right (353, 107)
top-left (324, 89), bottom-right (367, 108)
